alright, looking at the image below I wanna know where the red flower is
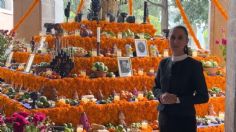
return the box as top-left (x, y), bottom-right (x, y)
top-left (33, 113), bottom-right (46, 125)
top-left (215, 40), bottom-right (220, 45)
top-left (222, 39), bottom-right (227, 45)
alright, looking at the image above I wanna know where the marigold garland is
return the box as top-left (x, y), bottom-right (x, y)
top-left (33, 36), bottom-right (168, 54)
top-left (175, 0), bottom-right (202, 49)
top-left (59, 20), bottom-right (157, 36)
top-left (12, 52), bottom-right (221, 76)
top-left (77, 0), bottom-right (85, 13)
top-left (0, 66), bottom-right (225, 99)
top-left (212, 0), bottom-right (228, 20)
top-left (11, 0), bottom-right (40, 33)
top-left (0, 93), bottom-right (225, 129)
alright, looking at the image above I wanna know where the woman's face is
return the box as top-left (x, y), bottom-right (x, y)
top-left (169, 28), bottom-right (188, 55)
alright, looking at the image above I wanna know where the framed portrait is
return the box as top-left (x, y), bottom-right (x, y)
top-left (135, 39), bottom-right (148, 57)
top-left (117, 57), bottom-right (132, 77)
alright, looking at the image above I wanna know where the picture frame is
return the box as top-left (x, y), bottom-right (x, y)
top-left (135, 39), bottom-right (148, 57)
top-left (117, 57), bottom-right (132, 77)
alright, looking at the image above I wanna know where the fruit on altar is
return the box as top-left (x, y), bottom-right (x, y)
top-left (71, 73), bottom-right (78, 78)
top-left (107, 72), bottom-right (115, 77)
top-left (65, 99), bottom-right (79, 106)
top-left (202, 60), bottom-right (218, 68)
top-left (36, 96), bottom-right (55, 108)
top-left (145, 91), bottom-right (155, 100)
top-left (39, 62), bottom-right (50, 68)
top-left (101, 31), bottom-right (116, 38)
top-left (150, 120), bottom-right (159, 130)
top-left (92, 62), bottom-right (109, 77)
top-left (120, 90), bottom-right (133, 101)
top-left (208, 87), bottom-right (225, 97)
top-left (64, 123), bottom-right (74, 132)
top-left (92, 62), bottom-right (109, 72)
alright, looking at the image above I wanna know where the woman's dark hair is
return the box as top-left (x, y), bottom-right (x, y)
top-left (173, 25), bottom-right (189, 55)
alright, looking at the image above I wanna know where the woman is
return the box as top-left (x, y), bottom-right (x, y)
top-left (153, 25), bottom-right (209, 132)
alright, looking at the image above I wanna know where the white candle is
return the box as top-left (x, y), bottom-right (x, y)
top-left (138, 93), bottom-right (144, 100)
top-left (117, 49), bottom-right (122, 57)
top-left (114, 95), bottom-right (120, 101)
top-left (80, 70), bottom-right (86, 77)
top-left (192, 50), bottom-right (198, 57)
top-left (219, 112), bottom-right (225, 120)
top-left (81, 97), bottom-right (89, 103)
top-left (141, 121), bottom-right (148, 129)
top-left (138, 69), bottom-right (144, 76)
top-left (92, 49), bottom-right (97, 57)
top-left (149, 68), bottom-right (155, 74)
top-left (118, 32), bottom-right (122, 39)
top-left (163, 49), bottom-right (169, 58)
top-left (76, 126), bottom-right (83, 132)
top-left (58, 98), bottom-right (66, 104)
top-left (97, 27), bottom-right (101, 43)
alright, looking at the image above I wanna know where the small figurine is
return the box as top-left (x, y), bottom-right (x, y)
top-left (73, 90), bottom-right (79, 100)
top-left (119, 111), bottom-right (126, 127)
top-left (80, 112), bottom-right (91, 132)
top-left (208, 104), bottom-right (217, 116)
top-left (30, 37), bottom-right (35, 53)
top-left (80, 24), bottom-right (93, 37)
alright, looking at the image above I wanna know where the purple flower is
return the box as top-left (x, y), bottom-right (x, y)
top-left (5, 117), bottom-right (14, 124)
top-left (222, 39), bottom-right (227, 45)
top-left (33, 113), bottom-right (46, 125)
top-left (215, 40), bottom-right (220, 45)
top-left (0, 115), bottom-right (4, 125)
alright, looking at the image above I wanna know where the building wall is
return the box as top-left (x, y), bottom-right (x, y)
top-left (13, 0), bottom-right (41, 41)
top-left (13, 0), bottom-right (64, 41)
top-left (209, 0), bottom-right (229, 58)
top-left (0, 0), bottom-right (13, 30)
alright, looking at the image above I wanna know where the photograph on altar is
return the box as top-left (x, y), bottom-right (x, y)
top-left (117, 57), bottom-right (132, 77)
top-left (135, 39), bottom-right (148, 57)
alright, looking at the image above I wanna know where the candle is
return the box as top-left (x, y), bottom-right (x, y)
top-left (163, 49), bottom-right (169, 58)
top-left (149, 68), bottom-right (155, 74)
top-left (138, 69), bottom-right (144, 76)
top-left (81, 97), bottom-right (89, 104)
top-left (117, 49), bottom-right (122, 57)
top-left (192, 50), bottom-right (198, 57)
top-left (219, 112), bottom-right (225, 120)
top-left (80, 70), bottom-right (86, 77)
top-left (118, 32), bottom-right (122, 39)
top-left (114, 95), bottom-right (120, 101)
top-left (75, 30), bottom-right (80, 35)
top-left (58, 98), bottom-right (66, 104)
top-left (76, 125), bottom-right (83, 132)
top-left (141, 121), bottom-right (148, 129)
top-left (138, 92), bottom-right (144, 100)
top-left (97, 27), bottom-right (101, 43)
top-left (105, 15), bottom-right (110, 22)
top-left (92, 49), bottom-right (97, 57)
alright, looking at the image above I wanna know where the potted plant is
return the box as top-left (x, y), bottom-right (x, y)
top-left (91, 62), bottom-right (109, 77)
top-left (202, 60), bottom-right (219, 75)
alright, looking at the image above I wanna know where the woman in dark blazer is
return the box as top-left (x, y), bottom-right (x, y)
top-left (153, 25), bottom-right (209, 132)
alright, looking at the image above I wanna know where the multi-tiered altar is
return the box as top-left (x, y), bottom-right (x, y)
top-left (0, 1), bottom-right (226, 132)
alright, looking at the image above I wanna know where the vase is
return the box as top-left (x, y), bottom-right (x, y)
top-left (204, 67), bottom-right (218, 75)
top-left (94, 71), bottom-right (107, 77)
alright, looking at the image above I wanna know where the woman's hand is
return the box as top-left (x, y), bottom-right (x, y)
top-left (160, 92), bottom-right (178, 104)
